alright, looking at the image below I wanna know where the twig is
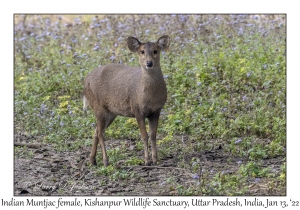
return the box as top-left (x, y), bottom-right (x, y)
top-left (122, 165), bottom-right (189, 171)
top-left (14, 142), bottom-right (41, 149)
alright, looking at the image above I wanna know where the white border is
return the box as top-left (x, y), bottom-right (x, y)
top-left (2, 0), bottom-right (299, 209)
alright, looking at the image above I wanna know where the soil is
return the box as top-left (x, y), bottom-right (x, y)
top-left (14, 133), bottom-right (286, 196)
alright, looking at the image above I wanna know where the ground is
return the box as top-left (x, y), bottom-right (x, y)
top-left (14, 133), bottom-right (285, 196)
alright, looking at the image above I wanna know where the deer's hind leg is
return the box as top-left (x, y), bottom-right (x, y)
top-left (90, 111), bottom-right (116, 167)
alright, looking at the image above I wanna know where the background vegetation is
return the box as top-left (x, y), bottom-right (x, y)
top-left (14, 14), bottom-right (286, 195)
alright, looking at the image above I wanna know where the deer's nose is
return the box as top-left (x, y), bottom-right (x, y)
top-left (146, 61), bottom-right (153, 67)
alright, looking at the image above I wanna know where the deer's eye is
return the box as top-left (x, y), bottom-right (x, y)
top-left (154, 50), bottom-right (158, 54)
top-left (140, 50), bottom-right (145, 54)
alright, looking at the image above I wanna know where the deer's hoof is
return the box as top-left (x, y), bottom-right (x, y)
top-left (103, 159), bottom-right (109, 167)
top-left (90, 157), bottom-right (97, 166)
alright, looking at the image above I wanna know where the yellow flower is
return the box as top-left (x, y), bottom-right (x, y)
top-left (44, 96), bottom-right (50, 101)
top-left (58, 95), bottom-right (71, 100)
top-left (126, 118), bottom-right (137, 126)
top-left (280, 173), bottom-right (285, 180)
top-left (59, 101), bottom-right (69, 108)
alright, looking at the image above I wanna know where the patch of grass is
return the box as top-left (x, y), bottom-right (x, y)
top-left (125, 157), bottom-right (144, 166)
top-left (111, 170), bottom-right (135, 180)
top-left (14, 146), bottom-right (34, 158)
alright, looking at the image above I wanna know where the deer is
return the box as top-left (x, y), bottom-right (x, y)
top-left (83, 35), bottom-right (170, 167)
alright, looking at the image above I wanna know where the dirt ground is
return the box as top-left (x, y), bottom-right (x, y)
top-left (14, 133), bottom-right (285, 196)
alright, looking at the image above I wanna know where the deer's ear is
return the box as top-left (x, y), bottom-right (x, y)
top-left (157, 35), bottom-right (170, 51)
top-left (127, 37), bottom-right (141, 52)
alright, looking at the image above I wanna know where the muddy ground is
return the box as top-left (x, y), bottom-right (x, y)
top-left (14, 133), bottom-right (285, 196)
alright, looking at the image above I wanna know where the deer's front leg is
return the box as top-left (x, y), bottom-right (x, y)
top-left (136, 117), bottom-right (150, 166)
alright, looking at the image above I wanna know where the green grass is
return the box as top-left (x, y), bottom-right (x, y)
top-left (14, 14), bottom-right (286, 195)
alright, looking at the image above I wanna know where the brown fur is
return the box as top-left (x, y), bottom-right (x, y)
top-left (83, 35), bottom-right (170, 166)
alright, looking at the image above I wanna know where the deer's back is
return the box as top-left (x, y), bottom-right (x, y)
top-left (84, 64), bottom-right (142, 117)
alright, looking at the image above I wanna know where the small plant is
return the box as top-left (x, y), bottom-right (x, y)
top-left (125, 157), bottom-right (144, 166)
top-left (96, 165), bottom-right (115, 176)
top-left (111, 170), bottom-right (134, 180)
top-left (239, 161), bottom-right (270, 178)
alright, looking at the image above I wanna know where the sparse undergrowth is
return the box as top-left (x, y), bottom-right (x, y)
top-left (14, 14), bottom-right (286, 195)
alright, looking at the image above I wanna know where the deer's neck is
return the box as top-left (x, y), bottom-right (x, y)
top-left (141, 66), bottom-right (163, 80)
top-left (139, 67), bottom-right (166, 93)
